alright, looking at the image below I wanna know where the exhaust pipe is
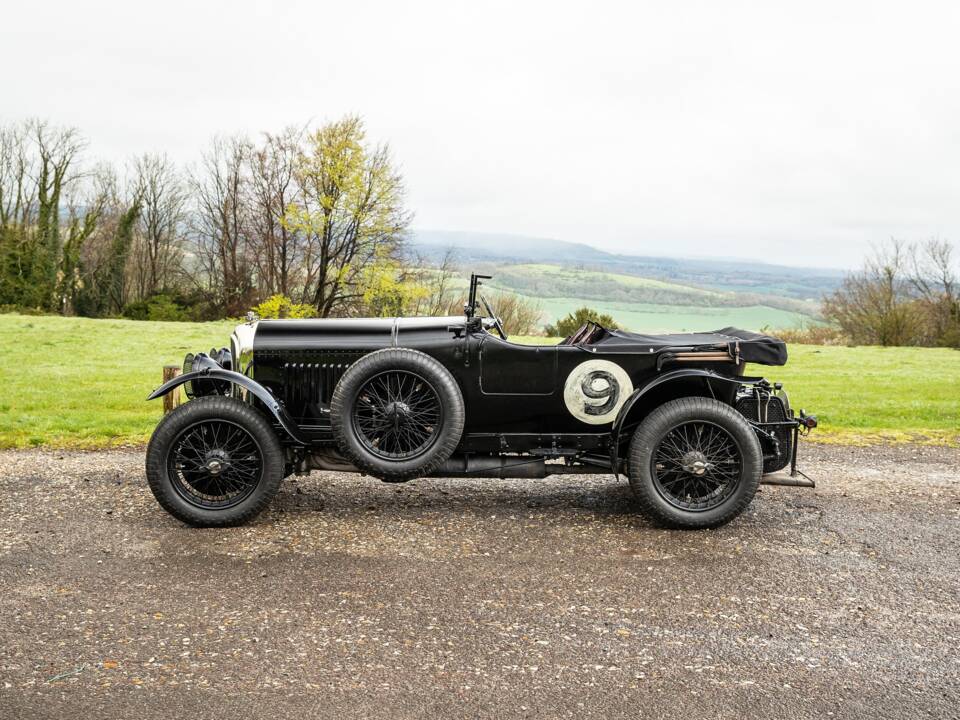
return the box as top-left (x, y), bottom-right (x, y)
top-left (430, 455), bottom-right (548, 479)
top-left (429, 455), bottom-right (609, 479)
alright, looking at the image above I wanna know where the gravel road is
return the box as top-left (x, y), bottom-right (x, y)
top-left (1, 444), bottom-right (958, 719)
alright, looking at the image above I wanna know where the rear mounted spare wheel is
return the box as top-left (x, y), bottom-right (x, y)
top-left (331, 348), bottom-right (465, 482)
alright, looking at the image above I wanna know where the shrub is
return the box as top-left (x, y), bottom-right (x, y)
top-left (544, 307), bottom-right (619, 338)
top-left (252, 294), bottom-right (317, 319)
top-left (487, 292), bottom-right (543, 336)
top-left (438, 290), bottom-right (543, 336)
top-left (761, 324), bottom-right (848, 345)
top-left (122, 294), bottom-right (192, 322)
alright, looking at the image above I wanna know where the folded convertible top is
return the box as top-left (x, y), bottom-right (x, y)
top-left (571, 325), bottom-right (788, 366)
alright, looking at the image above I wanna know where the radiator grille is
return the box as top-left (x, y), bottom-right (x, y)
top-left (736, 394), bottom-right (792, 473)
top-left (282, 361), bottom-right (350, 407)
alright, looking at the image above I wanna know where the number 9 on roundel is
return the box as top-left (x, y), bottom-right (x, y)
top-left (562, 359), bottom-right (634, 424)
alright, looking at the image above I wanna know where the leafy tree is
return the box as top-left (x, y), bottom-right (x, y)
top-left (283, 116), bottom-right (410, 317)
top-left (545, 307), bottom-right (619, 338)
top-left (356, 250), bottom-right (428, 317)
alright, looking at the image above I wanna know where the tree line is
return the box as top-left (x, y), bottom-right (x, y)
top-left (0, 116), bottom-right (463, 323)
top-left (820, 239), bottom-right (959, 347)
top-left (4, 116), bottom-right (956, 345)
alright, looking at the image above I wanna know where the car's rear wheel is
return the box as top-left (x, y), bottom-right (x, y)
top-left (331, 348), bottom-right (465, 482)
top-left (627, 397), bottom-right (762, 528)
top-left (145, 396), bottom-right (284, 526)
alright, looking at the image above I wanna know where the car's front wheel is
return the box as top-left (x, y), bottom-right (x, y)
top-left (145, 396), bottom-right (284, 526)
top-left (627, 397), bottom-right (762, 528)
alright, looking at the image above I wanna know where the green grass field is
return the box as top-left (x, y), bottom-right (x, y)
top-left (524, 296), bottom-right (811, 334)
top-left (1, 313), bottom-right (957, 448)
top-left (453, 263), bottom-right (819, 332)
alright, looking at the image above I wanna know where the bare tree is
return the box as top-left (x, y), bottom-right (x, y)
top-left (189, 137), bottom-right (253, 314)
top-left (33, 121), bottom-right (85, 299)
top-left (822, 239), bottom-right (921, 346)
top-left (130, 154), bottom-right (186, 300)
top-left (409, 248), bottom-right (460, 316)
top-left (908, 238), bottom-right (960, 346)
top-left (0, 122), bottom-right (36, 230)
top-left (245, 129), bottom-right (304, 298)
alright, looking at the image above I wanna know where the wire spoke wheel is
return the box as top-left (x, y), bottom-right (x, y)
top-left (331, 348), bottom-right (465, 483)
top-left (651, 420), bottom-right (743, 512)
top-left (352, 369), bottom-right (443, 460)
top-left (166, 419), bottom-right (264, 509)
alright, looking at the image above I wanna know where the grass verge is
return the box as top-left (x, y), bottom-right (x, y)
top-left (1, 315), bottom-right (956, 448)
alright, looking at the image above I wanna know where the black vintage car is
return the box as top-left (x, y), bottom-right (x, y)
top-left (146, 274), bottom-right (816, 529)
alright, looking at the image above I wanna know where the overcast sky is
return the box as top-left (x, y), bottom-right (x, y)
top-left (3, 0), bottom-right (959, 268)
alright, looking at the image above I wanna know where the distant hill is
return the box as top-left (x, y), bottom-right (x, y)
top-left (412, 230), bottom-right (844, 302)
top-left (413, 230), bottom-right (614, 264)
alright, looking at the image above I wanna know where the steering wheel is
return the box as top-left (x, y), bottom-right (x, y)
top-left (479, 294), bottom-right (508, 340)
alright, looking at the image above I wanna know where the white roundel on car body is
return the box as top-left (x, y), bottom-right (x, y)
top-left (563, 359), bottom-right (634, 425)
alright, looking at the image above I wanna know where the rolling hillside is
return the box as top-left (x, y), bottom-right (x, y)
top-left (479, 264), bottom-right (818, 332)
top-left (431, 254), bottom-right (822, 332)
top-left (413, 230), bottom-right (844, 301)
top-left (412, 230), bottom-right (839, 332)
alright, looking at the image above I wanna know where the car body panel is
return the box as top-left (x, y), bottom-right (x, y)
top-left (241, 318), bottom-right (751, 450)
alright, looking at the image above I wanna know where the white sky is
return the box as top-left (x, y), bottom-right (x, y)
top-left (3, 0), bottom-right (959, 268)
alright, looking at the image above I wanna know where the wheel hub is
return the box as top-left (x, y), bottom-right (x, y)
top-left (680, 450), bottom-right (710, 475)
top-left (167, 419), bottom-right (263, 510)
top-left (353, 370), bottom-right (443, 461)
top-left (384, 401), bottom-right (411, 422)
top-left (204, 449), bottom-right (228, 475)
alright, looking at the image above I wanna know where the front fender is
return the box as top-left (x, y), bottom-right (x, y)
top-left (148, 368), bottom-right (308, 445)
top-left (609, 369), bottom-right (763, 479)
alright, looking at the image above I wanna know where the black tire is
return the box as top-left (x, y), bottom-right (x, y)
top-left (331, 348), bottom-right (465, 482)
top-left (145, 396), bottom-right (284, 527)
top-left (627, 397), bottom-right (762, 529)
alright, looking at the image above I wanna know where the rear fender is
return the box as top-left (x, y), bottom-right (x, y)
top-left (609, 369), bottom-right (763, 479)
top-left (148, 368), bottom-right (308, 445)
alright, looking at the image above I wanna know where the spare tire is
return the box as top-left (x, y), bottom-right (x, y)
top-left (331, 348), bottom-right (465, 482)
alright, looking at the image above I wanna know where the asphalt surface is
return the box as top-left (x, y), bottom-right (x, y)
top-left (1, 444), bottom-right (958, 719)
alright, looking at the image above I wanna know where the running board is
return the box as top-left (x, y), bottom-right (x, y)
top-left (761, 470), bottom-right (815, 488)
